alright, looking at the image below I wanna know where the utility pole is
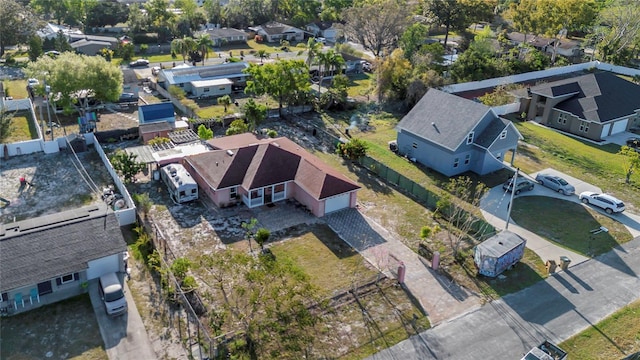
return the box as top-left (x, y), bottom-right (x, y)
top-left (505, 168), bottom-right (519, 230)
top-left (45, 84), bottom-right (53, 142)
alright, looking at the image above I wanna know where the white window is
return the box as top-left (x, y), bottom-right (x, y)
top-left (579, 121), bottom-right (589, 132)
top-left (464, 154), bottom-right (470, 165)
top-left (500, 130), bottom-right (507, 139)
top-left (466, 132), bottom-right (474, 144)
top-left (203, 88), bottom-right (210, 92)
top-left (59, 274), bottom-right (75, 284)
top-left (453, 158), bottom-right (459, 168)
top-left (230, 187), bottom-right (237, 199)
top-left (557, 113), bottom-right (567, 124)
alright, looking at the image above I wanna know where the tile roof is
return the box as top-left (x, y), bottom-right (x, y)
top-left (396, 89), bottom-right (491, 151)
top-left (199, 28), bottom-right (247, 39)
top-left (187, 134), bottom-right (360, 199)
top-left (256, 21), bottom-right (302, 35)
top-left (0, 205), bottom-right (126, 292)
top-left (530, 72), bottom-right (640, 123)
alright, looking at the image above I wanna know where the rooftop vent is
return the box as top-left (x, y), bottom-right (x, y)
top-left (226, 149), bottom-right (234, 156)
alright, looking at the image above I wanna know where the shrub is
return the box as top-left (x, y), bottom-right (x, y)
top-left (267, 129), bottom-right (278, 138)
top-left (337, 138), bottom-right (368, 160)
top-left (169, 85), bottom-right (186, 99)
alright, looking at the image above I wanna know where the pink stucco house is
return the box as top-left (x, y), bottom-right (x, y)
top-left (182, 133), bottom-right (361, 217)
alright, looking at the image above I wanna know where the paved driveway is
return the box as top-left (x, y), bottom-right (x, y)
top-left (89, 278), bottom-right (156, 360)
top-left (325, 209), bottom-right (482, 326)
top-left (368, 235), bottom-right (640, 360)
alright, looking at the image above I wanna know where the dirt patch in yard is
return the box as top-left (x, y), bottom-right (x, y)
top-left (0, 294), bottom-right (107, 360)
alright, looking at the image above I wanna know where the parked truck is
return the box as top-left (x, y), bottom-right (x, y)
top-left (474, 230), bottom-right (526, 277)
top-left (521, 340), bottom-right (568, 360)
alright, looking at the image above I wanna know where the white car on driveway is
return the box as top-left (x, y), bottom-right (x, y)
top-left (535, 173), bottom-right (575, 195)
top-left (579, 191), bottom-right (625, 214)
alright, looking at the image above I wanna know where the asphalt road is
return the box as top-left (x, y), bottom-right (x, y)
top-left (368, 235), bottom-right (640, 360)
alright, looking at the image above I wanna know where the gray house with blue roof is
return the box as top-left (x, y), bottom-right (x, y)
top-left (525, 72), bottom-right (640, 141)
top-left (157, 62), bottom-right (250, 97)
top-left (396, 89), bottom-right (522, 177)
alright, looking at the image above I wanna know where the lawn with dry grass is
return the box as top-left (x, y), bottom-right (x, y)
top-left (0, 294), bottom-right (107, 360)
top-left (3, 79), bottom-right (29, 99)
top-left (270, 224), bottom-right (378, 297)
top-left (4, 112), bottom-right (39, 143)
top-left (560, 299), bottom-right (640, 359)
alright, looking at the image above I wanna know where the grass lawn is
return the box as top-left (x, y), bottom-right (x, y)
top-left (0, 294), bottom-right (107, 360)
top-left (347, 73), bottom-right (374, 98)
top-left (560, 299), bottom-right (640, 359)
top-left (511, 196), bottom-right (633, 256)
top-left (3, 79), bottom-right (29, 99)
top-left (4, 113), bottom-right (39, 142)
top-left (512, 121), bottom-right (639, 208)
top-left (270, 224), bottom-right (378, 297)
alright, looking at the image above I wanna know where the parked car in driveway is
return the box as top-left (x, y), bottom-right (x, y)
top-left (503, 177), bottom-right (535, 195)
top-left (579, 191), bottom-right (625, 214)
top-left (129, 59), bottom-right (149, 67)
top-left (535, 173), bottom-right (575, 195)
top-left (627, 136), bottom-right (640, 149)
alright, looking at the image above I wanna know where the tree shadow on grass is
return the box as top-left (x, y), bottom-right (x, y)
top-left (345, 160), bottom-right (393, 196)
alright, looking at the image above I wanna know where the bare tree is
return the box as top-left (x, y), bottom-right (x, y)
top-left (339, 0), bottom-right (411, 57)
top-left (435, 177), bottom-right (488, 262)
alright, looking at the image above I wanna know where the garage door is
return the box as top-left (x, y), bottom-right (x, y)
top-left (611, 119), bottom-right (628, 135)
top-left (324, 193), bottom-right (350, 214)
top-left (600, 123), bottom-right (611, 138)
top-left (86, 254), bottom-right (120, 280)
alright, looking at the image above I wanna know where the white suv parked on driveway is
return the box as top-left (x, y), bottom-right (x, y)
top-left (579, 191), bottom-right (625, 214)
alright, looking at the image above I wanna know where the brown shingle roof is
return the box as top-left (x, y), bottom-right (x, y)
top-left (188, 134), bottom-right (360, 199)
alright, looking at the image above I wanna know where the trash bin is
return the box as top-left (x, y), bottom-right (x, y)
top-left (545, 259), bottom-right (557, 274)
top-left (559, 256), bottom-right (571, 270)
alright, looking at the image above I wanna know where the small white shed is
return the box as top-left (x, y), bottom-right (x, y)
top-left (190, 78), bottom-right (233, 98)
top-left (160, 164), bottom-right (198, 204)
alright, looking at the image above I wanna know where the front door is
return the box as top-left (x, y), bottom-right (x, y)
top-left (265, 187), bottom-right (273, 204)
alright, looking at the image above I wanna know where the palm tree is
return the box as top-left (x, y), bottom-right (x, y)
top-left (171, 37), bottom-right (190, 63)
top-left (218, 95), bottom-right (232, 112)
top-left (256, 49), bottom-right (270, 63)
top-left (326, 50), bottom-right (345, 86)
top-left (195, 33), bottom-right (214, 66)
top-left (305, 38), bottom-right (322, 67)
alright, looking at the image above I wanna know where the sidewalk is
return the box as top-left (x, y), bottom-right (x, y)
top-left (368, 235), bottom-right (640, 359)
top-left (325, 209), bottom-right (482, 326)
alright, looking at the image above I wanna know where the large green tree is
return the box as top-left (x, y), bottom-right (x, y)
top-left (127, 3), bottom-right (148, 34)
top-left (86, 1), bottom-right (129, 28)
top-left (25, 52), bottom-right (123, 115)
top-left (0, 0), bottom-right (39, 57)
top-left (197, 250), bottom-right (319, 358)
top-left (340, 0), bottom-right (410, 57)
top-left (244, 60), bottom-right (311, 116)
top-left (591, 0), bottom-right (640, 65)
top-left (423, 0), bottom-right (469, 51)
top-left (399, 23), bottom-right (430, 61)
